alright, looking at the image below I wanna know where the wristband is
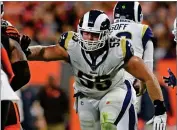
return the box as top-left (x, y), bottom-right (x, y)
top-left (154, 100), bottom-right (166, 116)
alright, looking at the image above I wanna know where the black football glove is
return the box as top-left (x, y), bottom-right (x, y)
top-left (163, 68), bottom-right (176, 88)
top-left (20, 35), bottom-right (32, 57)
top-left (20, 35), bottom-right (31, 51)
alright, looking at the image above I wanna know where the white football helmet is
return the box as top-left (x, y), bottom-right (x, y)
top-left (77, 10), bottom-right (110, 51)
top-left (172, 18), bottom-right (176, 42)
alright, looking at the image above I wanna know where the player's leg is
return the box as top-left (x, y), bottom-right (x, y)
top-left (99, 80), bottom-right (137, 130)
top-left (5, 102), bottom-right (21, 130)
top-left (1, 69), bottom-right (20, 129)
top-left (1, 100), bottom-right (11, 130)
top-left (116, 103), bottom-right (138, 130)
top-left (75, 96), bottom-right (101, 130)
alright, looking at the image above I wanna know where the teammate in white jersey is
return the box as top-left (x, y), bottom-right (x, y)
top-left (25, 10), bottom-right (166, 130)
top-left (112, 2), bottom-right (154, 114)
top-left (112, 2), bottom-right (167, 130)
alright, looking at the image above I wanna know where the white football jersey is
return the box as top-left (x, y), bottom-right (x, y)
top-left (59, 31), bottom-right (134, 99)
top-left (111, 19), bottom-right (153, 83)
top-left (1, 69), bottom-right (19, 101)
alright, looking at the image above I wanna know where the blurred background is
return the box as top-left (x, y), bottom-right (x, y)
top-left (2, 1), bottom-right (176, 130)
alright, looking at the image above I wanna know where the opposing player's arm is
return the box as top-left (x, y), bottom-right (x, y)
top-left (9, 38), bottom-right (27, 63)
top-left (124, 56), bottom-right (163, 101)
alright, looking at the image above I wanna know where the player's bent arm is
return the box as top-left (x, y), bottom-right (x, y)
top-left (27, 44), bottom-right (69, 62)
top-left (8, 38), bottom-right (30, 91)
top-left (124, 56), bottom-right (163, 101)
top-left (9, 38), bottom-right (27, 63)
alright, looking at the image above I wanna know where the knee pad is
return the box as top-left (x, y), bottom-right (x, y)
top-left (101, 122), bottom-right (117, 130)
top-left (79, 111), bottom-right (96, 130)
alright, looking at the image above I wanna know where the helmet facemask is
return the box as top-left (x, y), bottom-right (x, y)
top-left (78, 26), bottom-right (109, 51)
top-left (77, 10), bottom-right (110, 52)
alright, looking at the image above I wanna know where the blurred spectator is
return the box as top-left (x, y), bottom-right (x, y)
top-left (37, 75), bottom-right (69, 130)
top-left (21, 86), bottom-right (39, 130)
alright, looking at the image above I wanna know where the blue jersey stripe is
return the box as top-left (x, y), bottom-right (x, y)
top-left (124, 41), bottom-right (134, 63)
top-left (114, 80), bottom-right (132, 125)
top-left (142, 27), bottom-right (153, 49)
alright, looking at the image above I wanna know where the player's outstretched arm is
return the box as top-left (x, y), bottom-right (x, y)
top-left (27, 44), bottom-right (69, 62)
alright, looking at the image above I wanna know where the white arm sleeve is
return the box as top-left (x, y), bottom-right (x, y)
top-left (143, 40), bottom-right (154, 72)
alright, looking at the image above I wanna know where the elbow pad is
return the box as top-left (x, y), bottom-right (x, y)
top-left (10, 61), bottom-right (31, 91)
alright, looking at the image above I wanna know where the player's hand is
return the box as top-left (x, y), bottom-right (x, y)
top-left (163, 68), bottom-right (176, 88)
top-left (146, 113), bottom-right (167, 130)
top-left (20, 35), bottom-right (31, 51)
top-left (133, 79), bottom-right (146, 96)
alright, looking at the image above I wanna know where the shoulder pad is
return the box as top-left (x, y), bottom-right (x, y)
top-left (58, 31), bottom-right (78, 50)
top-left (120, 37), bottom-right (134, 63)
top-left (141, 24), bottom-right (154, 49)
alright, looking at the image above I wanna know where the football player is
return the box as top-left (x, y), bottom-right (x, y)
top-left (1, 2), bottom-right (31, 130)
top-left (1, 34), bottom-right (31, 130)
top-left (1, 43), bottom-right (19, 130)
top-left (25, 10), bottom-right (166, 130)
top-left (112, 1), bottom-right (154, 114)
top-left (112, 2), bottom-right (167, 130)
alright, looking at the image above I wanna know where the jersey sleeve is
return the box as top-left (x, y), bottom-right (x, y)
top-left (143, 40), bottom-right (154, 72)
top-left (58, 31), bottom-right (74, 50)
top-left (120, 37), bottom-right (134, 63)
top-left (142, 25), bottom-right (154, 49)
